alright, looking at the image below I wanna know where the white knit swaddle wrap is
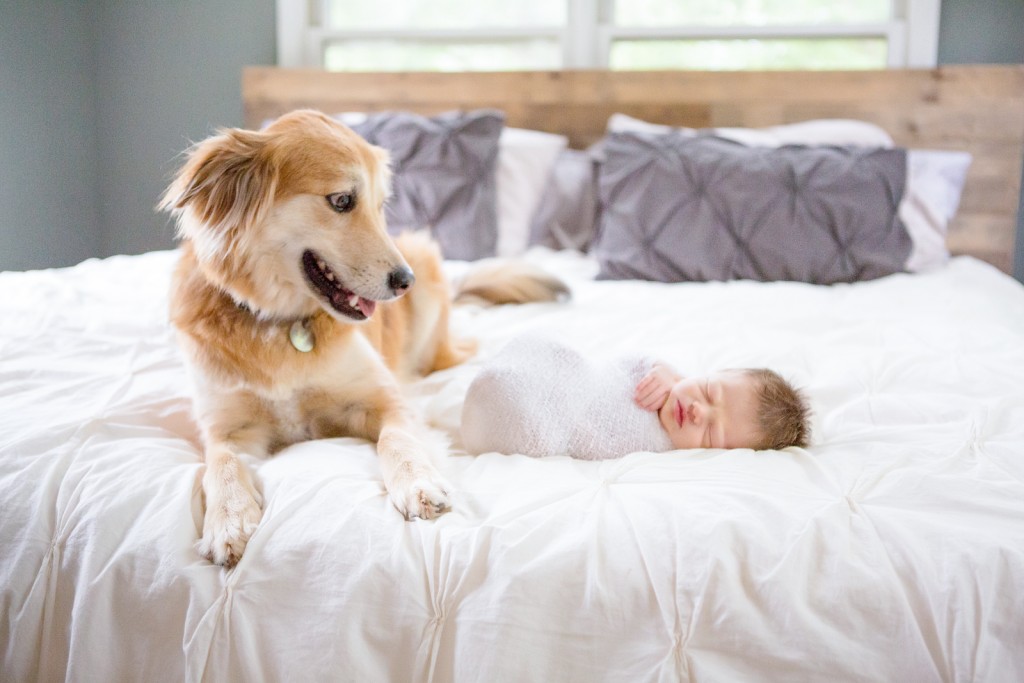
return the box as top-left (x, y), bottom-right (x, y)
top-left (461, 336), bottom-right (673, 460)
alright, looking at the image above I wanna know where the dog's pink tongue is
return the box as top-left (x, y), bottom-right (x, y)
top-left (358, 298), bottom-right (376, 317)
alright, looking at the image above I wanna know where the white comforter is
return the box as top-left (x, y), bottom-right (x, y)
top-left (2, 248), bottom-right (1023, 682)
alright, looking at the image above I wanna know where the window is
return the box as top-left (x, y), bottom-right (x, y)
top-left (277, 0), bottom-right (940, 71)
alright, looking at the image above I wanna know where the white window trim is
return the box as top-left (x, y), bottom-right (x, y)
top-left (899, 0), bottom-right (942, 67)
top-left (277, 0), bottom-right (940, 70)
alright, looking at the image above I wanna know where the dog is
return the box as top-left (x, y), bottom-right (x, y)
top-left (160, 109), bottom-right (567, 567)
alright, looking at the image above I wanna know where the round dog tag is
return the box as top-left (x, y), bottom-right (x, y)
top-left (289, 319), bottom-right (314, 352)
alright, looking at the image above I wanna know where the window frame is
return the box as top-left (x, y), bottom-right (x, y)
top-left (276, 0), bottom-right (940, 70)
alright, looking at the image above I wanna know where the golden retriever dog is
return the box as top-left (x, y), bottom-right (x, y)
top-left (160, 110), bottom-right (566, 567)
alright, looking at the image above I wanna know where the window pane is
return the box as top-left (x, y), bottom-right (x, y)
top-left (610, 38), bottom-right (888, 70)
top-left (326, 0), bottom-right (566, 29)
top-left (613, 0), bottom-right (891, 27)
top-left (324, 40), bottom-right (562, 72)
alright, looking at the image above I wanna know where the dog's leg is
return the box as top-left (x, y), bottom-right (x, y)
top-left (197, 440), bottom-right (265, 567)
top-left (195, 395), bottom-right (273, 567)
top-left (378, 421), bottom-right (452, 519)
top-left (365, 401), bottom-right (452, 520)
top-left (428, 308), bottom-right (478, 374)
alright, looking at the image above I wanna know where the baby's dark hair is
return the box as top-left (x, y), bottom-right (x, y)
top-left (741, 368), bottom-right (811, 450)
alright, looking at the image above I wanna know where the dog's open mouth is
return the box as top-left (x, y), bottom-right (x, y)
top-left (302, 250), bottom-right (377, 321)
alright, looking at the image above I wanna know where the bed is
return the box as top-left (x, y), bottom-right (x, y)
top-left (3, 66), bottom-right (1024, 682)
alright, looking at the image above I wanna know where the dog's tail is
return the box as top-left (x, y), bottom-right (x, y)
top-left (453, 260), bottom-right (570, 307)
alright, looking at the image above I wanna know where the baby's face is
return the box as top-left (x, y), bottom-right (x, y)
top-left (657, 371), bottom-right (762, 450)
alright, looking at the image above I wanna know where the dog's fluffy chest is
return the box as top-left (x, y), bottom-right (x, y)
top-left (183, 315), bottom-right (392, 448)
top-left (265, 334), bottom-right (389, 442)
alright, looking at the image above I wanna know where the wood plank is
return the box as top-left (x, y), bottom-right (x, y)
top-left (244, 66), bottom-right (1024, 107)
top-left (948, 212), bottom-right (1016, 272)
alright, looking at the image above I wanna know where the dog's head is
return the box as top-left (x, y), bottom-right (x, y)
top-left (160, 109), bottom-right (413, 323)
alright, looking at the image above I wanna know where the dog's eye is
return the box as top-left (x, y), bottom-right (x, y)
top-left (326, 192), bottom-right (356, 213)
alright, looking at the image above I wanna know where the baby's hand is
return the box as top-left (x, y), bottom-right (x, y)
top-left (634, 365), bottom-right (677, 412)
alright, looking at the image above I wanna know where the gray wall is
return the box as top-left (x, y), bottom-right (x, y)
top-left (936, 0), bottom-right (1024, 280)
top-left (91, 0), bottom-right (276, 260)
top-left (0, 1), bottom-right (100, 271)
top-left (1, 0), bottom-right (1022, 276)
top-left (0, 0), bottom-right (275, 271)
top-left (938, 0), bottom-right (1024, 64)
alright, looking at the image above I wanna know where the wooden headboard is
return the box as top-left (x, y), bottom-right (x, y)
top-left (243, 66), bottom-right (1024, 274)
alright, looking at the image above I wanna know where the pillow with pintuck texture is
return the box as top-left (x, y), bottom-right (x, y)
top-left (348, 110), bottom-right (505, 261)
top-left (592, 131), bottom-right (912, 284)
top-left (527, 148), bottom-right (602, 253)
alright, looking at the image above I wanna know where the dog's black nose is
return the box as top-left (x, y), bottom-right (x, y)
top-left (388, 266), bottom-right (415, 295)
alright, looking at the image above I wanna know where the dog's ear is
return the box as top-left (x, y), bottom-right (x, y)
top-left (159, 128), bottom-right (278, 239)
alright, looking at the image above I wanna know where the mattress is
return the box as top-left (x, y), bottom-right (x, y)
top-left (2, 248), bottom-right (1023, 682)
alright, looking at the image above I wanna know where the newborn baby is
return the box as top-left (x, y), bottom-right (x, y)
top-left (462, 336), bottom-right (670, 459)
top-left (460, 336), bottom-right (809, 459)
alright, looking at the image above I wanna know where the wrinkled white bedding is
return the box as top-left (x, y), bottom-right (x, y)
top-left (2, 248), bottom-right (1023, 682)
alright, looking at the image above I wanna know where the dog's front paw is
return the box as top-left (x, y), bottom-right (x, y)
top-left (197, 484), bottom-right (263, 567)
top-left (389, 466), bottom-right (452, 520)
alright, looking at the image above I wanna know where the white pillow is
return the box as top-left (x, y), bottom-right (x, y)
top-left (716, 119), bottom-right (895, 148)
top-left (607, 112), bottom-right (894, 148)
top-left (496, 128), bottom-right (568, 257)
top-left (333, 112), bottom-right (368, 127)
top-left (901, 150), bottom-right (972, 272)
top-left (606, 113), bottom-right (693, 137)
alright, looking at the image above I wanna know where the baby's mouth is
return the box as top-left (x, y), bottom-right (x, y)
top-left (675, 400), bottom-right (686, 428)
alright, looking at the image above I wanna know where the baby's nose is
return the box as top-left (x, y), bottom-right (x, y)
top-left (688, 403), bottom-right (700, 424)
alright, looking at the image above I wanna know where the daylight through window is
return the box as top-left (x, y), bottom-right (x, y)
top-left (277, 0), bottom-right (939, 71)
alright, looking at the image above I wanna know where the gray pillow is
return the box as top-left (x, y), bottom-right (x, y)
top-left (348, 110), bottom-right (504, 261)
top-left (592, 132), bottom-right (912, 284)
top-left (527, 148), bottom-right (601, 252)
